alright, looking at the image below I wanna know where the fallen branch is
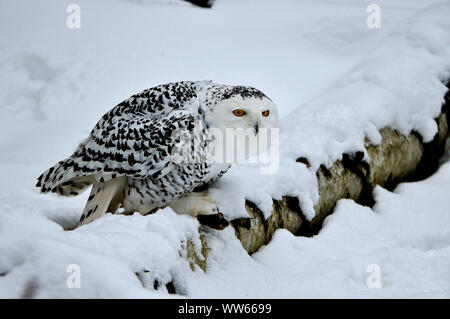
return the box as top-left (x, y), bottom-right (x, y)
top-left (187, 84), bottom-right (450, 268)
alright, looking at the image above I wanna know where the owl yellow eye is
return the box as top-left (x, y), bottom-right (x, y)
top-left (262, 110), bottom-right (270, 117)
top-left (232, 109), bottom-right (246, 117)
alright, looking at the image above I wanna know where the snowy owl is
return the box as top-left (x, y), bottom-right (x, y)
top-left (36, 81), bottom-right (278, 228)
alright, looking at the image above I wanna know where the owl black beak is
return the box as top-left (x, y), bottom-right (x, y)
top-left (254, 123), bottom-right (259, 134)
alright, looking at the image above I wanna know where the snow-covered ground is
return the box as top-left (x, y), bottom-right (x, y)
top-left (188, 162), bottom-right (450, 298)
top-left (1, 0), bottom-right (450, 298)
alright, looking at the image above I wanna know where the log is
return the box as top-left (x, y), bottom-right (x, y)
top-left (186, 85), bottom-right (450, 270)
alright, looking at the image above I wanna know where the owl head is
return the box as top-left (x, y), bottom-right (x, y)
top-left (203, 84), bottom-right (279, 164)
top-left (206, 84), bottom-right (279, 134)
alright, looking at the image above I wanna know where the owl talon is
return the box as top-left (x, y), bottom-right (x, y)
top-left (197, 213), bottom-right (229, 230)
top-left (169, 191), bottom-right (218, 217)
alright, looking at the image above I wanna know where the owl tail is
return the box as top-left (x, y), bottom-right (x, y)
top-left (77, 177), bottom-right (127, 226)
top-left (36, 157), bottom-right (94, 197)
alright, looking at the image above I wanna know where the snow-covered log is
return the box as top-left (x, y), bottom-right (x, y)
top-left (187, 88), bottom-right (450, 267)
top-left (234, 110), bottom-right (449, 254)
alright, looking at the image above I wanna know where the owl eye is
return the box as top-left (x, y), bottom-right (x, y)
top-left (262, 110), bottom-right (270, 117)
top-left (232, 109), bottom-right (246, 117)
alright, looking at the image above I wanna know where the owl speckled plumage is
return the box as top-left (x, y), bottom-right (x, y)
top-left (37, 81), bottom-right (278, 226)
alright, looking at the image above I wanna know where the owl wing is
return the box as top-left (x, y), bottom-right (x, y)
top-left (37, 109), bottom-right (198, 195)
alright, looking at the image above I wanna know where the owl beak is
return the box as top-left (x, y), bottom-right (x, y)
top-left (254, 122), bottom-right (259, 135)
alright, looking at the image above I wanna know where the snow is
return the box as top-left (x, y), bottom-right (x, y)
top-left (229, 2), bottom-right (450, 220)
top-left (1, 0), bottom-right (450, 298)
top-left (0, 207), bottom-right (200, 298)
top-left (188, 162), bottom-right (450, 298)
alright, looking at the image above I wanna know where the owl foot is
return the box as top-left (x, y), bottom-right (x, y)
top-left (169, 191), bottom-right (219, 217)
top-left (197, 213), bottom-right (229, 230)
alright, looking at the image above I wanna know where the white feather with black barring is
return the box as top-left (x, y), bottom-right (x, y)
top-left (36, 81), bottom-right (278, 226)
